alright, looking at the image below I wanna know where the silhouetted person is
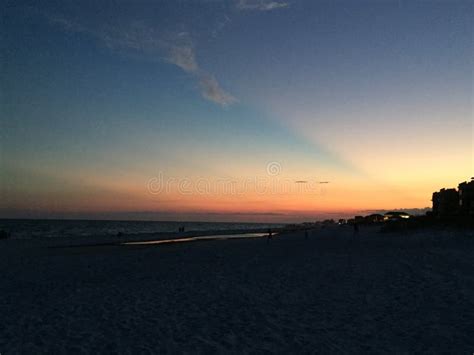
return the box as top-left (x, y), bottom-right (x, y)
top-left (305, 229), bottom-right (309, 240)
top-left (353, 222), bottom-right (359, 237)
top-left (267, 228), bottom-right (273, 243)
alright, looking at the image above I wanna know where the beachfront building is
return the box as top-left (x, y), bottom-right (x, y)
top-left (431, 178), bottom-right (474, 216)
top-left (365, 214), bottom-right (384, 223)
top-left (432, 188), bottom-right (459, 216)
top-left (383, 211), bottom-right (411, 221)
top-left (458, 178), bottom-right (474, 215)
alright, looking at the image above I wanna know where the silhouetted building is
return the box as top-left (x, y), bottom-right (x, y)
top-left (321, 219), bottom-right (336, 226)
top-left (458, 178), bottom-right (474, 215)
top-left (365, 214), bottom-right (384, 223)
top-left (432, 188), bottom-right (459, 216)
top-left (432, 192), bottom-right (439, 215)
top-left (384, 211), bottom-right (411, 221)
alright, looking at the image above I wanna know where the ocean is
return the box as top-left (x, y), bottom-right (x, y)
top-left (0, 219), bottom-right (285, 239)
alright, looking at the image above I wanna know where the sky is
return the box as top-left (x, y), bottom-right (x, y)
top-left (1, 0), bottom-right (473, 222)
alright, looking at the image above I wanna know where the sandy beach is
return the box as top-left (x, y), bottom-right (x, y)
top-left (1, 226), bottom-right (473, 353)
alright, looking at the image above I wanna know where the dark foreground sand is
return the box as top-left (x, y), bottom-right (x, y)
top-left (1, 226), bottom-right (473, 353)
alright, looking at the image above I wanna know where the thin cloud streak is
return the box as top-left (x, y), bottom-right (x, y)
top-left (163, 33), bottom-right (237, 106)
top-left (47, 15), bottom-right (236, 107)
top-left (166, 43), bottom-right (198, 73)
top-left (236, 0), bottom-right (289, 11)
top-left (160, 32), bottom-right (199, 73)
top-left (199, 74), bottom-right (237, 106)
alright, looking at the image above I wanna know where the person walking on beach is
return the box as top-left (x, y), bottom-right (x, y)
top-left (267, 228), bottom-right (273, 243)
top-left (353, 222), bottom-right (359, 237)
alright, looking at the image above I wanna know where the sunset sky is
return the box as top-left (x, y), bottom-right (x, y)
top-left (2, 0), bottom-right (473, 222)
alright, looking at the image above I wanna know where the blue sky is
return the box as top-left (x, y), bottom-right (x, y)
top-left (1, 0), bottom-right (473, 221)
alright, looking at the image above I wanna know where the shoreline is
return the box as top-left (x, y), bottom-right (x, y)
top-left (47, 232), bottom-right (269, 250)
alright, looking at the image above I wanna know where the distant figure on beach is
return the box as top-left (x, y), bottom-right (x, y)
top-left (305, 229), bottom-right (309, 240)
top-left (267, 228), bottom-right (273, 243)
top-left (353, 222), bottom-right (359, 236)
top-left (178, 226), bottom-right (185, 233)
top-left (0, 230), bottom-right (10, 239)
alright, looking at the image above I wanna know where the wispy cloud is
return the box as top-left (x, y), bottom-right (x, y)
top-left (212, 15), bottom-right (231, 38)
top-left (236, 0), bottom-right (289, 11)
top-left (163, 33), bottom-right (237, 106)
top-left (199, 74), bottom-right (237, 106)
top-left (166, 42), bottom-right (198, 73)
top-left (163, 32), bottom-right (200, 74)
top-left (47, 15), bottom-right (236, 107)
